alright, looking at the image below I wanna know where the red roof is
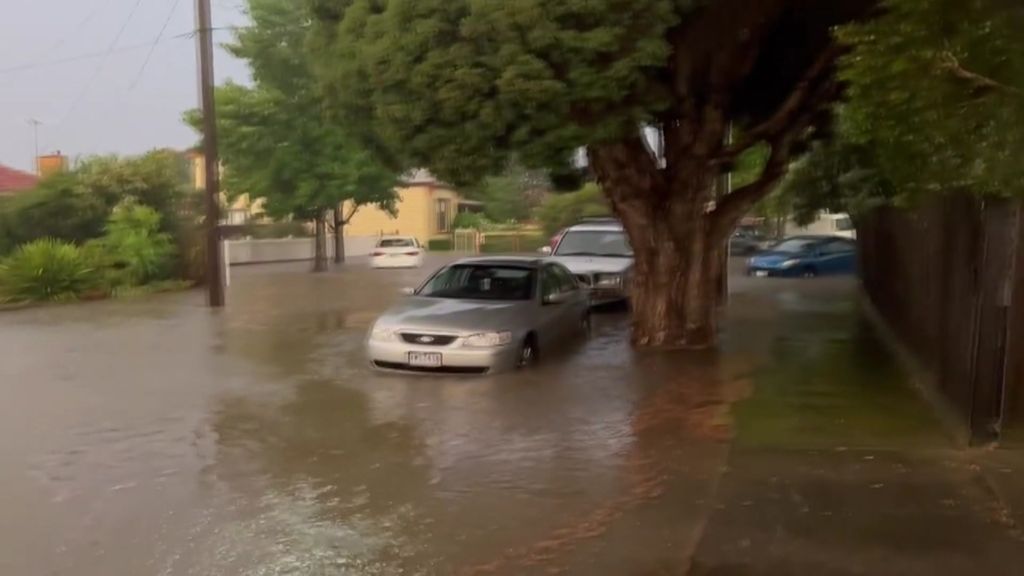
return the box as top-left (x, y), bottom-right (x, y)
top-left (0, 164), bottom-right (38, 194)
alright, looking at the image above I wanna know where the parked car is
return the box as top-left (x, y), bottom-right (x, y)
top-left (729, 228), bottom-right (771, 256)
top-left (542, 218), bottom-right (633, 305)
top-left (370, 236), bottom-right (424, 269)
top-left (746, 235), bottom-right (857, 278)
top-left (367, 257), bottom-right (589, 374)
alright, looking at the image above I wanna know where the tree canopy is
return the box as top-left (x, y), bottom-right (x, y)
top-left (308, 0), bottom-right (878, 346)
top-left (840, 0), bottom-right (1024, 200)
top-left (187, 0), bottom-right (399, 226)
top-left (774, 0), bottom-right (1024, 222)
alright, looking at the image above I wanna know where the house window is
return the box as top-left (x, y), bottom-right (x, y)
top-left (436, 199), bottom-right (451, 233)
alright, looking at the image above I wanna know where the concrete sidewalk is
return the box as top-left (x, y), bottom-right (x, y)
top-left (689, 298), bottom-right (1024, 575)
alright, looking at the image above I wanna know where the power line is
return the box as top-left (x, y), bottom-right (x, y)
top-left (57, 0), bottom-right (148, 126)
top-left (41, 0), bottom-right (118, 57)
top-left (129, 0), bottom-right (185, 90)
top-left (0, 27), bottom-right (247, 77)
top-left (0, 36), bottom-right (187, 76)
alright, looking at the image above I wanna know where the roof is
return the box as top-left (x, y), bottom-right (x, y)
top-left (453, 256), bottom-right (543, 268)
top-left (566, 219), bottom-right (624, 232)
top-left (0, 164), bottom-right (38, 194)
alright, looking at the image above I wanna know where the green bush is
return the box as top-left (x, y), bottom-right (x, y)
top-left (535, 184), bottom-right (611, 235)
top-left (428, 237), bottom-right (452, 251)
top-left (0, 239), bottom-right (98, 303)
top-left (243, 221), bottom-right (312, 239)
top-left (86, 201), bottom-right (177, 288)
top-left (480, 234), bottom-right (546, 253)
top-left (453, 212), bottom-right (493, 231)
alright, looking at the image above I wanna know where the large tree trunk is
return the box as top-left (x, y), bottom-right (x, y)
top-left (333, 209), bottom-right (346, 264)
top-left (620, 195), bottom-right (723, 349)
top-left (313, 212), bottom-right (328, 273)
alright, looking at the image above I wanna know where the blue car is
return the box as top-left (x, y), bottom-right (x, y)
top-left (746, 235), bottom-right (857, 278)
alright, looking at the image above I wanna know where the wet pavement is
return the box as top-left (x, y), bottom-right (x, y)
top-left (1, 254), bottom-right (1022, 575)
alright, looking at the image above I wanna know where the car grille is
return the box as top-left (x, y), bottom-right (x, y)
top-left (399, 333), bottom-right (458, 346)
top-left (373, 361), bottom-right (488, 375)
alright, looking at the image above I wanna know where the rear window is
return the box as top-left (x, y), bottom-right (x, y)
top-left (377, 238), bottom-right (416, 248)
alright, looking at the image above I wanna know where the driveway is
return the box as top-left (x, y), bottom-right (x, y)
top-left (0, 255), bottom-right (1020, 575)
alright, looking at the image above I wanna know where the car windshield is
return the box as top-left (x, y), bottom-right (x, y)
top-left (554, 230), bottom-right (633, 257)
top-left (378, 238), bottom-right (415, 248)
top-left (772, 238), bottom-right (819, 253)
top-left (419, 265), bottom-right (535, 301)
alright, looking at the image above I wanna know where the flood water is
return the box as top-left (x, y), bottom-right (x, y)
top-left (2, 255), bottom-right (1006, 575)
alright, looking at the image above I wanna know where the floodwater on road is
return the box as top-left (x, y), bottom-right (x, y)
top-left (0, 255), bottom-right (970, 575)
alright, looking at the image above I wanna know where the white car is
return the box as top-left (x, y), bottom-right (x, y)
top-left (542, 219), bottom-right (633, 305)
top-left (370, 236), bottom-right (424, 269)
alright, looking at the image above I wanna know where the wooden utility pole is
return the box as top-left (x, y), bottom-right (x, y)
top-left (196, 0), bottom-right (225, 307)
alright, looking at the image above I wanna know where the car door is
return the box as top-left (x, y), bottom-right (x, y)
top-left (551, 263), bottom-right (587, 335)
top-left (816, 239), bottom-right (856, 275)
top-left (537, 264), bottom-right (565, 350)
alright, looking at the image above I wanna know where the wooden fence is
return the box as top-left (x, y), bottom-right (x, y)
top-left (859, 193), bottom-right (1024, 444)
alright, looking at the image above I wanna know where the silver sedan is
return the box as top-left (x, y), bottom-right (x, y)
top-left (367, 257), bottom-right (590, 374)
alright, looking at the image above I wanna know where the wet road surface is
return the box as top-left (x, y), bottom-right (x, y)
top-left (1, 255), bottom-right (1022, 575)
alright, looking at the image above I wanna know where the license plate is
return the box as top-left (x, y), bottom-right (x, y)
top-left (408, 352), bottom-right (442, 368)
top-left (755, 270), bottom-right (769, 278)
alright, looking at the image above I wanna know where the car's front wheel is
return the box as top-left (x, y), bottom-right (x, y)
top-left (517, 335), bottom-right (538, 369)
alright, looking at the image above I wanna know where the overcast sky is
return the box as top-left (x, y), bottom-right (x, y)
top-left (0, 0), bottom-right (251, 172)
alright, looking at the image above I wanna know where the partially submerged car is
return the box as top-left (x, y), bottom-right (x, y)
top-left (370, 236), bottom-right (424, 269)
top-left (543, 218), bottom-right (633, 305)
top-left (746, 235), bottom-right (857, 278)
top-left (367, 257), bottom-right (589, 374)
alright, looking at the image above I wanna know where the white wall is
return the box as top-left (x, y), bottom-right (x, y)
top-left (225, 235), bottom-right (380, 265)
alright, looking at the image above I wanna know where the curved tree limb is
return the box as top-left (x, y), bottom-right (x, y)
top-left (715, 42), bottom-right (849, 164)
top-left (709, 72), bottom-right (844, 242)
top-left (938, 51), bottom-right (1023, 97)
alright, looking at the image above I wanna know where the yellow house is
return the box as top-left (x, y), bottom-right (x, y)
top-left (187, 150), bottom-right (267, 225)
top-left (343, 169), bottom-right (467, 245)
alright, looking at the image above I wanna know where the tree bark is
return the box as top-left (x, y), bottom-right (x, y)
top-left (333, 209), bottom-right (345, 264)
top-left (591, 141), bottom-right (725, 348)
top-left (313, 212), bottom-right (328, 273)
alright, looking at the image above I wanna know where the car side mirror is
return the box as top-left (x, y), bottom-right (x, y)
top-left (400, 287), bottom-right (415, 296)
top-left (538, 246), bottom-right (552, 255)
top-left (543, 291), bottom-right (569, 305)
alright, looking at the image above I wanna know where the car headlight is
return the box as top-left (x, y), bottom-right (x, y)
top-left (462, 331), bottom-right (513, 348)
top-left (595, 273), bottom-right (622, 287)
top-left (370, 326), bottom-right (399, 342)
top-left (781, 259), bottom-right (801, 268)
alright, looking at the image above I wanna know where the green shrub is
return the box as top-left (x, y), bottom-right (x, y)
top-left (0, 239), bottom-right (98, 303)
top-left (428, 237), bottom-right (452, 251)
top-left (453, 212), bottom-right (493, 231)
top-left (480, 234), bottom-right (546, 253)
top-left (243, 221), bottom-right (312, 239)
top-left (87, 201), bottom-right (177, 288)
top-left (535, 184), bottom-right (611, 235)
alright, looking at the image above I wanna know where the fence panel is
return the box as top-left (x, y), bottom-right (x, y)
top-left (859, 193), bottom-right (1021, 443)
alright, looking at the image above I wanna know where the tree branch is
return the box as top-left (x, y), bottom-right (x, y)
top-left (716, 42), bottom-right (848, 163)
top-left (709, 71), bottom-right (843, 241)
top-left (938, 51), bottom-right (1023, 97)
top-left (343, 201), bottom-right (360, 224)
